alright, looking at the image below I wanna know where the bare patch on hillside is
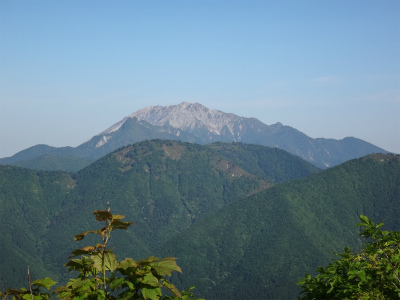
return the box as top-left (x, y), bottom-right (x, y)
top-left (215, 158), bottom-right (274, 195)
top-left (113, 147), bottom-right (136, 172)
top-left (66, 176), bottom-right (77, 190)
top-left (215, 159), bottom-right (251, 178)
top-left (162, 143), bottom-right (185, 160)
top-left (114, 147), bottom-right (133, 164)
top-left (366, 153), bottom-right (400, 163)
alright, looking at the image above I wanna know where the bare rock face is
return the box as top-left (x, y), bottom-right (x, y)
top-left (103, 102), bottom-right (243, 136)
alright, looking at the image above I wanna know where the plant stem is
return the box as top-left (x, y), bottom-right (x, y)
top-left (27, 266), bottom-right (33, 300)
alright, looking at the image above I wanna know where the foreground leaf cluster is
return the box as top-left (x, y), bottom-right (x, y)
top-left (1, 208), bottom-right (203, 300)
top-left (297, 215), bottom-right (400, 300)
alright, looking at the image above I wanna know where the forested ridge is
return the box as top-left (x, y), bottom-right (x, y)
top-left (157, 153), bottom-right (400, 299)
top-left (0, 140), bottom-right (398, 299)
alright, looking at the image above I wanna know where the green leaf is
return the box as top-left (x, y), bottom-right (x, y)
top-left (149, 257), bottom-right (182, 276)
top-left (53, 286), bottom-right (69, 294)
top-left (70, 278), bottom-right (87, 290)
top-left (162, 280), bottom-right (182, 298)
top-left (91, 251), bottom-right (118, 272)
top-left (109, 277), bottom-right (125, 290)
top-left (137, 256), bottom-right (159, 268)
top-left (126, 281), bottom-right (134, 290)
top-left (141, 273), bottom-right (160, 287)
top-left (92, 253), bottom-right (103, 272)
top-left (96, 289), bottom-right (106, 300)
top-left (298, 216), bottom-right (400, 299)
top-left (142, 286), bottom-right (162, 300)
top-left (112, 214), bottom-right (125, 220)
top-left (64, 258), bottom-right (91, 272)
top-left (358, 215), bottom-right (374, 227)
top-left (31, 277), bottom-right (57, 290)
top-left (104, 251), bottom-right (118, 271)
top-left (357, 270), bottom-right (366, 282)
top-left (392, 254), bottom-right (400, 263)
top-left (118, 257), bottom-right (138, 269)
top-left (73, 293), bottom-right (88, 300)
top-left (139, 256), bottom-right (159, 263)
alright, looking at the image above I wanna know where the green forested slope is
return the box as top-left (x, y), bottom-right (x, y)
top-left (41, 140), bottom-right (274, 268)
top-left (156, 153), bottom-right (400, 300)
top-left (206, 142), bottom-right (319, 183)
top-left (2, 142), bottom-right (397, 299)
top-left (0, 166), bottom-right (74, 289)
top-left (0, 140), bottom-right (319, 292)
top-left (12, 154), bottom-right (94, 173)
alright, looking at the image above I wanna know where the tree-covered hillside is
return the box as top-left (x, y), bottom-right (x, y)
top-left (0, 140), bottom-right (319, 292)
top-left (0, 166), bottom-right (74, 289)
top-left (206, 142), bottom-right (319, 183)
top-left (1, 141), bottom-right (398, 299)
top-left (156, 153), bottom-right (400, 300)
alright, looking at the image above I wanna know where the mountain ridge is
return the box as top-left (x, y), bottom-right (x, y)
top-left (1, 144), bottom-right (398, 300)
top-left (0, 140), bottom-right (321, 291)
top-left (0, 102), bottom-right (388, 170)
top-left (156, 152), bottom-right (400, 299)
top-left (125, 102), bottom-right (243, 136)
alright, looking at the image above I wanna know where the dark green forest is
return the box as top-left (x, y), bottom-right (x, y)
top-left (0, 141), bottom-right (398, 299)
top-left (158, 153), bottom-right (400, 299)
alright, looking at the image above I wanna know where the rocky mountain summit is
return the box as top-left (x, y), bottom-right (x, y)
top-left (102, 102), bottom-right (244, 136)
top-left (0, 102), bottom-right (388, 171)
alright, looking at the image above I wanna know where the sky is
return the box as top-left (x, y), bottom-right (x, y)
top-left (0, 0), bottom-right (399, 158)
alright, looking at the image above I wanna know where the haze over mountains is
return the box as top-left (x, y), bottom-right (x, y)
top-left (0, 102), bottom-right (388, 171)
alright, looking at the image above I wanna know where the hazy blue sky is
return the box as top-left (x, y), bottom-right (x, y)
top-left (1, 0), bottom-right (399, 158)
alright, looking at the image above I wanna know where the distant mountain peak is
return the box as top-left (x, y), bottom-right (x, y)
top-left (102, 102), bottom-right (243, 136)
